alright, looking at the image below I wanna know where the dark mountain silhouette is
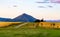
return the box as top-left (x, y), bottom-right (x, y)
top-left (0, 17), bottom-right (12, 22)
top-left (13, 13), bottom-right (37, 22)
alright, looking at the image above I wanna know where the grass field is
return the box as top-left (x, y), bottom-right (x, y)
top-left (0, 22), bottom-right (60, 37)
top-left (0, 27), bottom-right (60, 37)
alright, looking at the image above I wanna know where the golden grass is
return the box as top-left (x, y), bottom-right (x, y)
top-left (39, 22), bottom-right (60, 28)
top-left (0, 22), bottom-right (60, 28)
top-left (0, 22), bottom-right (21, 27)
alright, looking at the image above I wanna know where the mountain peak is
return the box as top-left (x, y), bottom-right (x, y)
top-left (21, 13), bottom-right (30, 16)
top-left (22, 13), bottom-right (27, 15)
top-left (13, 13), bottom-right (37, 22)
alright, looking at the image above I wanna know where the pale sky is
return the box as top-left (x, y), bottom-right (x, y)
top-left (0, 0), bottom-right (60, 20)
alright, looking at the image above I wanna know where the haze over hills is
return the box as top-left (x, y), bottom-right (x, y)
top-left (0, 13), bottom-right (60, 22)
top-left (45, 20), bottom-right (60, 22)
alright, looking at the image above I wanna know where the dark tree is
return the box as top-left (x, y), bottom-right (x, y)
top-left (52, 23), bottom-right (55, 26)
top-left (34, 18), bottom-right (45, 22)
top-left (40, 18), bottom-right (44, 22)
top-left (34, 19), bottom-right (41, 22)
top-left (52, 23), bottom-right (55, 28)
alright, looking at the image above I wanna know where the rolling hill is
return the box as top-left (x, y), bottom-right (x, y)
top-left (0, 17), bottom-right (12, 22)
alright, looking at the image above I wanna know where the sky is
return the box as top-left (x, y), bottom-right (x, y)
top-left (0, 0), bottom-right (60, 20)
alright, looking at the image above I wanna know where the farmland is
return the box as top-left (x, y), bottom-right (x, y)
top-left (0, 22), bottom-right (60, 37)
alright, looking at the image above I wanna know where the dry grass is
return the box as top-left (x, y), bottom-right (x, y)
top-left (39, 22), bottom-right (60, 28)
top-left (0, 22), bottom-right (60, 28)
top-left (0, 22), bottom-right (21, 27)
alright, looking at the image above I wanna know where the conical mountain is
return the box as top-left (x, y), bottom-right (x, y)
top-left (13, 13), bottom-right (37, 22)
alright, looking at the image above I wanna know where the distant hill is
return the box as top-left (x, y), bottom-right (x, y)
top-left (45, 20), bottom-right (60, 22)
top-left (13, 13), bottom-right (37, 22)
top-left (0, 17), bottom-right (12, 22)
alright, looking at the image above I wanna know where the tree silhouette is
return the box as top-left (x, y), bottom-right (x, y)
top-left (34, 19), bottom-right (41, 22)
top-left (52, 23), bottom-right (55, 28)
top-left (34, 18), bottom-right (45, 22)
top-left (41, 18), bottom-right (44, 22)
